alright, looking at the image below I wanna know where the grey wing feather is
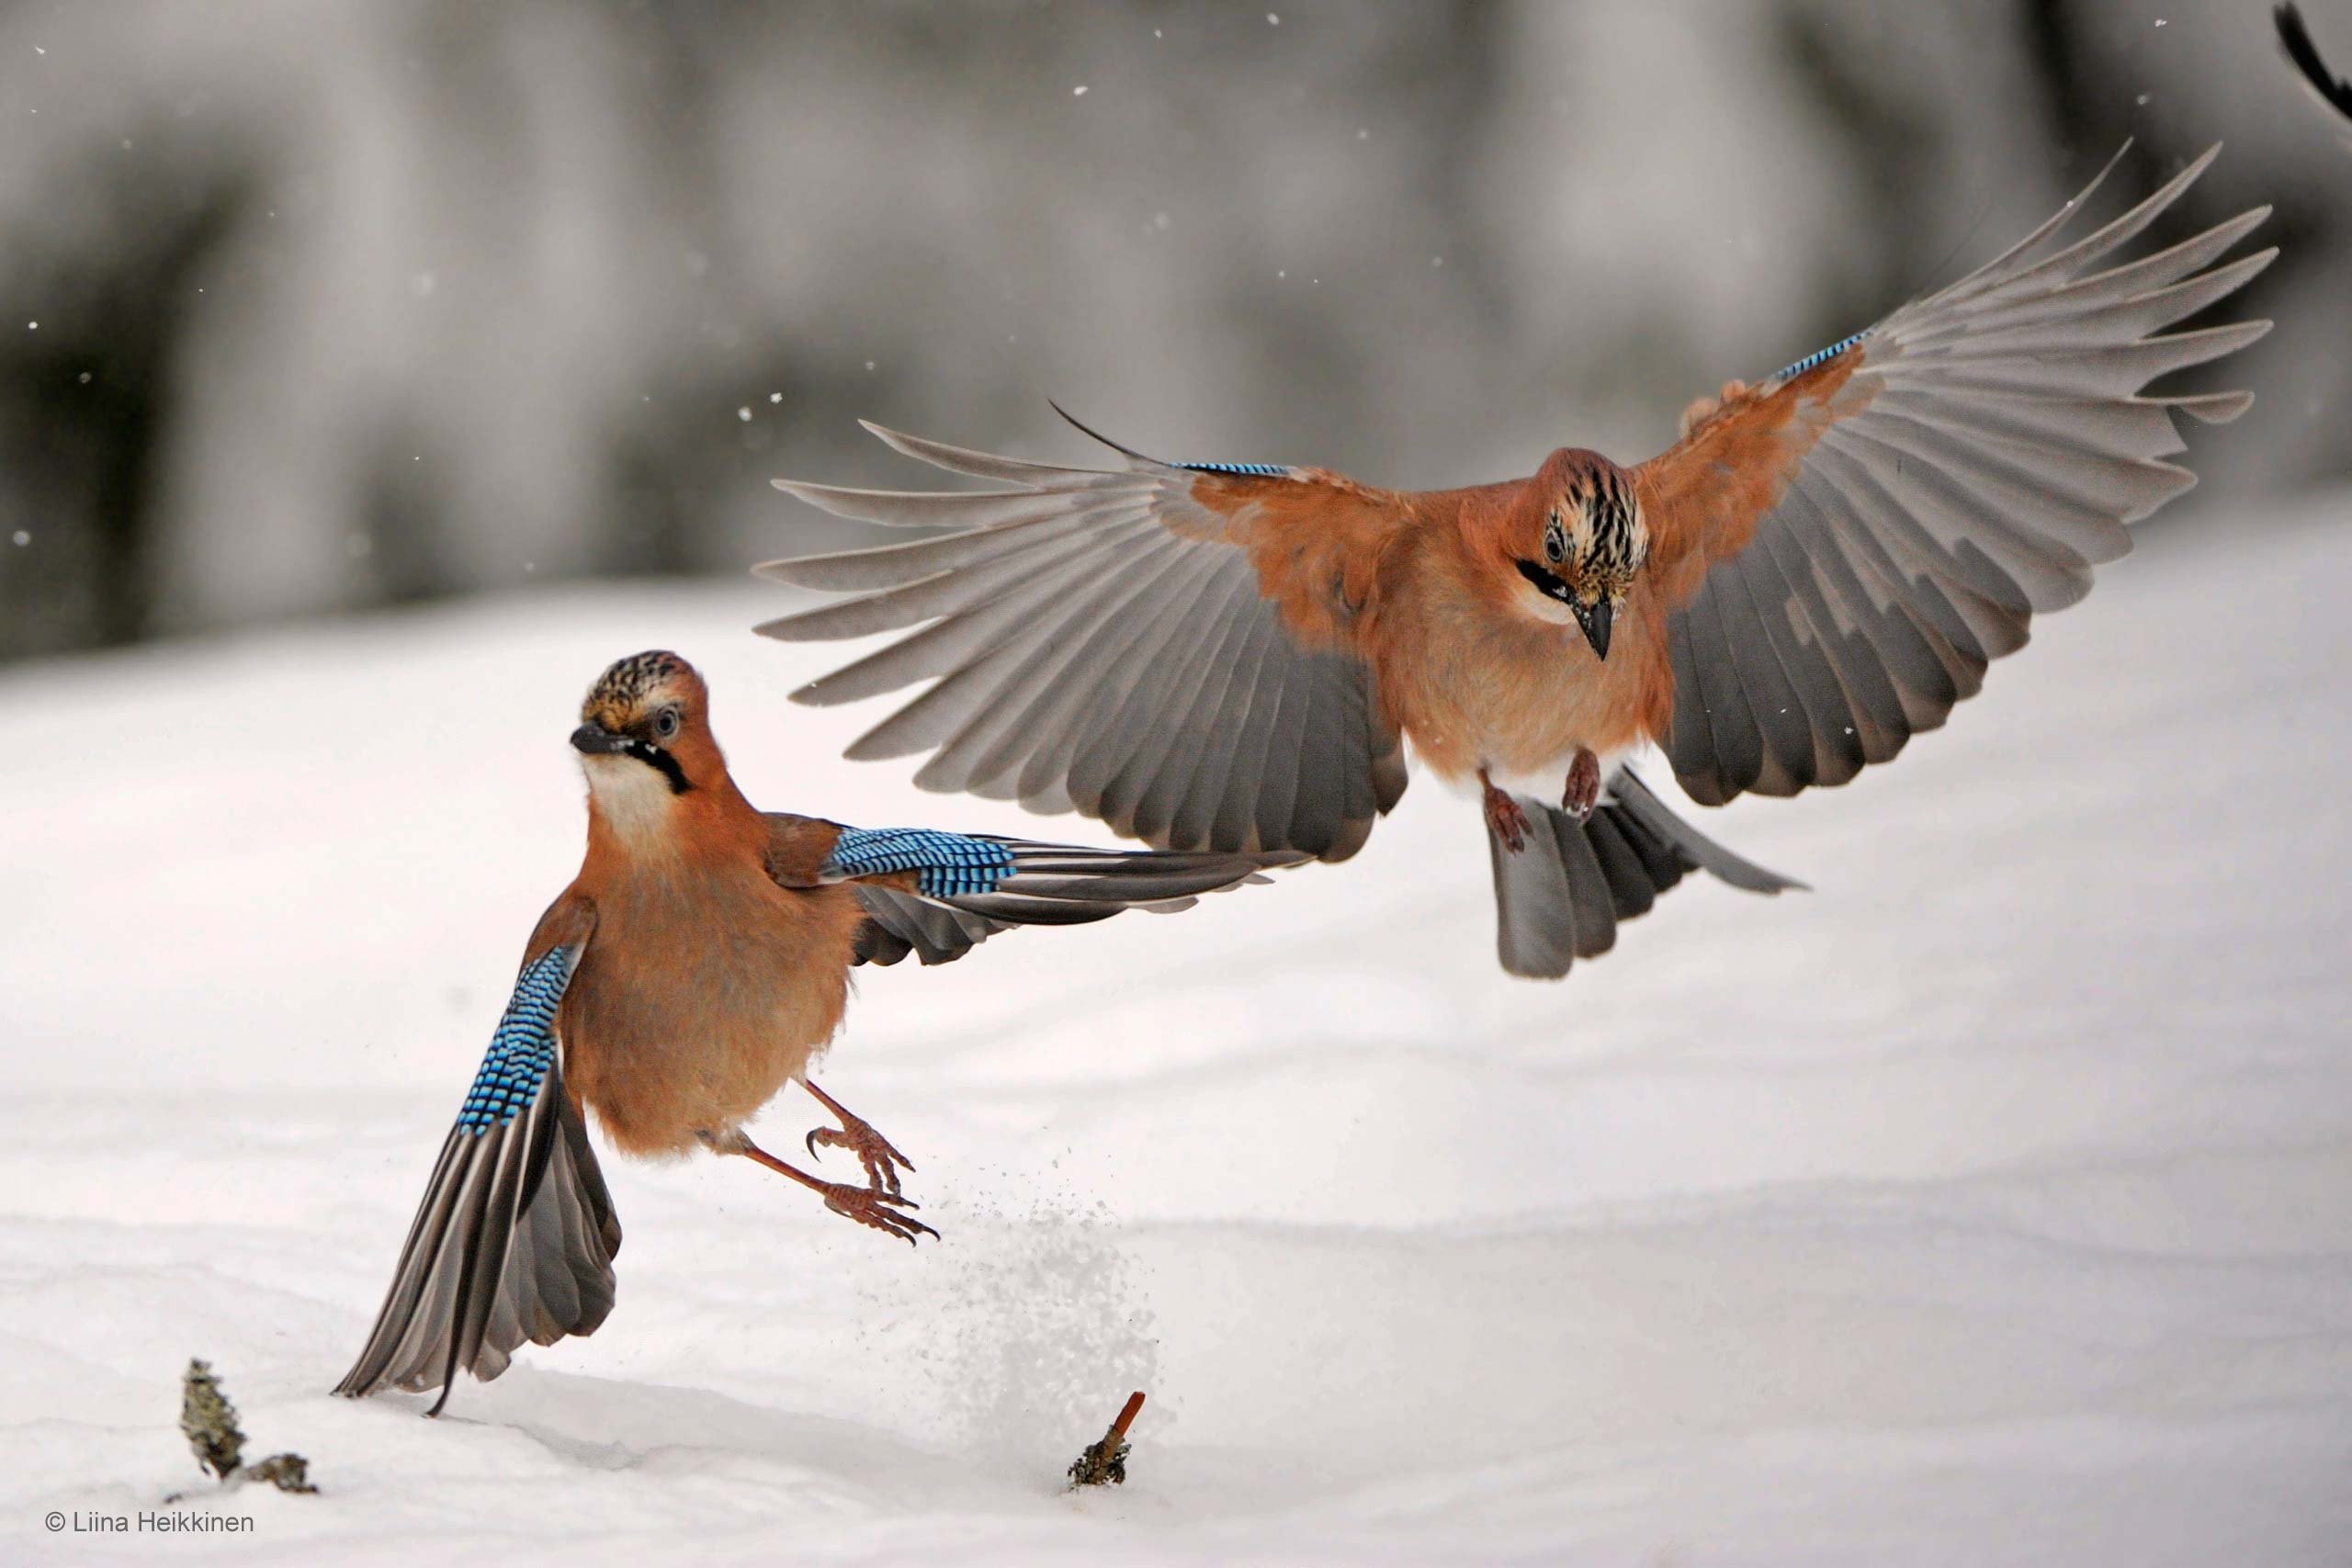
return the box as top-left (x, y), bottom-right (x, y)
top-left (334, 955), bottom-right (619, 1411)
top-left (1666, 144), bottom-right (2271, 807)
top-left (334, 1074), bottom-right (619, 1408)
top-left (853, 886), bottom-right (1013, 965)
top-left (1489, 767), bottom-right (1803, 980)
top-left (759, 422), bottom-right (1406, 861)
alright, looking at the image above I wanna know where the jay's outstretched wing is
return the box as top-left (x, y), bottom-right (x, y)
top-left (763, 813), bottom-right (1295, 966)
top-left (1633, 145), bottom-right (2270, 807)
top-left (757, 416), bottom-right (1410, 862)
top-left (335, 902), bottom-right (620, 1412)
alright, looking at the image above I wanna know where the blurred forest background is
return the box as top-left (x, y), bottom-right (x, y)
top-left (1, 0), bottom-right (2346, 664)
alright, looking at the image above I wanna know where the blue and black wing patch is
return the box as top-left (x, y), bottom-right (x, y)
top-left (830, 826), bottom-right (1301, 966)
top-left (825, 827), bottom-right (1019, 898)
top-left (335, 942), bottom-right (621, 1413)
top-left (457, 945), bottom-right (572, 1131)
top-left (1173, 459), bottom-right (1293, 478)
top-left (1768, 331), bottom-right (1867, 386)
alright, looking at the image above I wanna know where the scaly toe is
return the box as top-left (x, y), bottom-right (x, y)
top-left (1563, 750), bottom-right (1602, 820)
top-left (1485, 791), bottom-right (1532, 853)
top-left (823, 1184), bottom-right (938, 1245)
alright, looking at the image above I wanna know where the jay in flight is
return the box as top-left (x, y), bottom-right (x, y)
top-left (758, 147), bottom-right (2270, 978)
top-left (336, 650), bottom-right (1291, 1412)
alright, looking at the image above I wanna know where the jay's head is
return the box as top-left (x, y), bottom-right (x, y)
top-left (571, 650), bottom-right (720, 806)
top-left (1501, 449), bottom-right (1649, 660)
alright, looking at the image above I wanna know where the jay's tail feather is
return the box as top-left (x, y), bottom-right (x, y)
top-left (1488, 766), bottom-right (1802, 980)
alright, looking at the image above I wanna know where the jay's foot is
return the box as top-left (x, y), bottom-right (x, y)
top-left (816, 1179), bottom-right (939, 1247)
top-left (729, 1133), bottom-right (940, 1246)
top-left (802, 1078), bottom-right (915, 1195)
top-left (1480, 768), bottom-right (1531, 853)
top-left (1562, 748), bottom-right (1602, 821)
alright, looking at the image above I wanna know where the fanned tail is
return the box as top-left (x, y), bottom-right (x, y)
top-left (1488, 767), bottom-right (1802, 980)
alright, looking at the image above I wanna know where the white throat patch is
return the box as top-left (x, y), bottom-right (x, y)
top-left (582, 753), bottom-right (679, 850)
top-left (1510, 573), bottom-right (1585, 627)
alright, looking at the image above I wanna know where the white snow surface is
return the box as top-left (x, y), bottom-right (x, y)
top-left (5, 491), bottom-right (2351, 1564)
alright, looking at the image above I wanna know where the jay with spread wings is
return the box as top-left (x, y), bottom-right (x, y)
top-left (335, 649), bottom-right (1291, 1412)
top-left (757, 148), bottom-right (2270, 979)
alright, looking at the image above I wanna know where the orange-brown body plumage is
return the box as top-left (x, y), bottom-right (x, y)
top-left (1198, 451), bottom-right (1677, 783)
top-left (559, 871), bottom-right (866, 1160)
top-left (558, 664), bottom-right (869, 1157)
top-left (1362, 469), bottom-right (1675, 782)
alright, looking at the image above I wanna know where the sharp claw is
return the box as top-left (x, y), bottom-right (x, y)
top-left (820, 1179), bottom-right (937, 1245)
top-left (1482, 775), bottom-right (1533, 852)
top-left (804, 1114), bottom-right (914, 1194)
top-left (1563, 748), bottom-right (1601, 820)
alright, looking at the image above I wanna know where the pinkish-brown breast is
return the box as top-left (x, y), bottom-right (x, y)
top-left (1367, 523), bottom-right (1674, 782)
top-left (561, 863), bottom-right (869, 1158)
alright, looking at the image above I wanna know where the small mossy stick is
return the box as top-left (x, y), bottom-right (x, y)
top-left (167, 1359), bottom-right (317, 1501)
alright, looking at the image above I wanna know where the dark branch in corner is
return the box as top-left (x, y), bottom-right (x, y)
top-left (2278, 5), bottom-right (2352, 133)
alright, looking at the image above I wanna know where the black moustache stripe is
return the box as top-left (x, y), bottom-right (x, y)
top-left (1515, 558), bottom-right (1575, 604)
top-left (626, 739), bottom-right (693, 795)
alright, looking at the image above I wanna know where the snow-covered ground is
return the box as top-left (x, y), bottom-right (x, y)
top-left (5, 488), bottom-right (2351, 1565)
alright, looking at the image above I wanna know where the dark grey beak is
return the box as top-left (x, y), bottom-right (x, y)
top-left (570, 723), bottom-right (632, 756)
top-left (1573, 598), bottom-right (1614, 661)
